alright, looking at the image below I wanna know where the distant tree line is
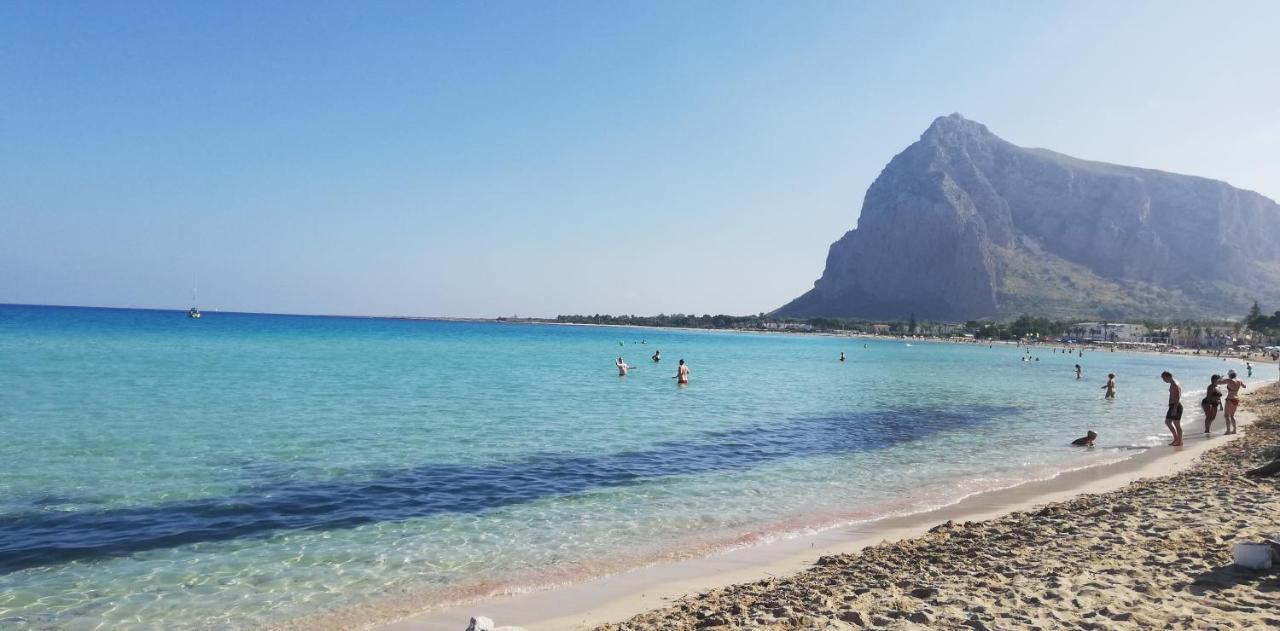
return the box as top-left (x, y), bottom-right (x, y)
top-left (553, 306), bottom-right (1278, 344)
top-left (1245, 301), bottom-right (1280, 337)
top-left (554, 313), bottom-right (871, 331)
top-left (964, 315), bottom-right (1066, 341)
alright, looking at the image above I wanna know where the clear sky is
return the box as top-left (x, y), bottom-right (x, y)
top-left (3, 2), bottom-right (1278, 317)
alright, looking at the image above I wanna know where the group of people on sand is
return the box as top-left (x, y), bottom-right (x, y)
top-left (1160, 370), bottom-right (1246, 446)
top-left (615, 351), bottom-right (689, 384)
top-left (1071, 367), bottom-right (1248, 448)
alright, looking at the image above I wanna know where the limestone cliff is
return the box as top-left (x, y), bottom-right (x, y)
top-left (776, 114), bottom-right (1280, 321)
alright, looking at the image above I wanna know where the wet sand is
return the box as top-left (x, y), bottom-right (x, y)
top-left (371, 385), bottom-right (1279, 631)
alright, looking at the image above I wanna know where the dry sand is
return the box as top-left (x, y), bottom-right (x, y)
top-left (596, 385), bottom-right (1280, 631)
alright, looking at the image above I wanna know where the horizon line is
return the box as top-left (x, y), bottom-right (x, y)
top-left (0, 302), bottom-right (1251, 328)
top-left (0, 301), bottom-right (517, 323)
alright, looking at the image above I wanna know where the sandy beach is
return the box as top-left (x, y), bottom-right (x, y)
top-left (592, 385), bottom-right (1280, 631)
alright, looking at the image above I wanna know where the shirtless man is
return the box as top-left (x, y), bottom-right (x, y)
top-left (1101, 373), bottom-right (1116, 399)
top-left (1215, 370), bottom-right (1247, 435)
top-left (1161, 371), bottom-right (1183, 446)
top-left (652, 350), bottom-right (661, 363)
top-left (615, 357), bottom-right (629, 376)
top-left (676, 359), bottom-right (690, 385)
top-left (839, 352), bottom-right (846, 362)
top-left (1074, 364), bottom-right (1082, 380)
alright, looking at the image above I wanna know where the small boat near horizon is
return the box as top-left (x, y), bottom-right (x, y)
top-left (188, 283), bottom-right (201, 318)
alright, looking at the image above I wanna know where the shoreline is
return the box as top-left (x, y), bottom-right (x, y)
top-left (363, 382), bottom-right (1276, 631)
top-left (593, 382), bottom-right (1280, 630)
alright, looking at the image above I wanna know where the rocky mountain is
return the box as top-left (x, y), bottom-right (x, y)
top-left (776, 114), bottom-right (1280, 322)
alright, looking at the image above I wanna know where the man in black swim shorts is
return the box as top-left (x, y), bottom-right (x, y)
top-left (1162, 371), bottom-right (1183, 446)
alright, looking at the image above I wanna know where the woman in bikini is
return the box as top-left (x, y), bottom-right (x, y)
top-left (1215, 370), bottom-right (1246, 435)
top-left (1201, 374), bottom-right (1222, 434)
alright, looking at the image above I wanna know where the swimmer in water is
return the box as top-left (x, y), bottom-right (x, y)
top-left (652, 350), bottom-right (661, 362)
top-left (1101, 373), bottom-right (1116, 399)
top-left (676, 359), bottom-right (690, 385)
top-left (1072, 430), bottom-right (1097, 447)
top-left (1074, 364), bottom-right (1082, 379)
top-left (839, 352), bottom-right (846, 362)
top-left (615, 357), bottom-right (629, 376)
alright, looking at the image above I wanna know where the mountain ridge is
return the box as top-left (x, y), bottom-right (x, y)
top-left (775, 114), bottom-right (1280, 321)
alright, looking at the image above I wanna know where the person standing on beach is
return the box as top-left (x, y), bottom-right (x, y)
top-left (1162, 371), bottom-right (1184, 446)
top-left (1215, 370), bottom-right (1246, 435)
top-left (676, 359), bottom-right (690, 385)
top-left (1074, 364), bottom-right (1082, 379)
top-left (1202, 374), bottom-right (1223, 434)
top-left (615, 357), bottom-right (630, 376)
top-left (1101, 373), bottom-right (1116, 399)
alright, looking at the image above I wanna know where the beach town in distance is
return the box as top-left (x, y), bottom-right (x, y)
top-left (4, 3), bottom-right (1280, 631)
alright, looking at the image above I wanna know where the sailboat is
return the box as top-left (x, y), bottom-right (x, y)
top-left (188, 283), bottom-right (201, 319)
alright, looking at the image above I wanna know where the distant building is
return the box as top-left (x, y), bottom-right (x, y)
top-left (760, 321), bottom-right (814, 332)
top-left (1171, 327), bottom-right (1240, 349)
top-left (921, 322), bottom-right (963, 336)
top-left (1073, 322), bottom-right (1150, 343)
top-left (870, 323), bottom-right (892, 335)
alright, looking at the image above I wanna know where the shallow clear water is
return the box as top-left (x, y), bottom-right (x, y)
top-left (0, 304), bottom-right (1245, 629)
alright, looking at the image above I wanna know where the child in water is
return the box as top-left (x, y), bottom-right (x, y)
top-left (1072, 431), bottom-right (1097, 447)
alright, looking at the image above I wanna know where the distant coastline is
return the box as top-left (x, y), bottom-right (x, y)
top-left (4, 303), bottom-right (1274, 365)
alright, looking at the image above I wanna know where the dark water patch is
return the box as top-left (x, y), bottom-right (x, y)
top-left (0, 404), bottom-right (1011, 573)
top-left (27, 495), bottom-right (78, 508)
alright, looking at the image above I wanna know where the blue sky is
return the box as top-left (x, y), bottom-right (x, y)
top-left (3, 1), bottom-right (1278, 317)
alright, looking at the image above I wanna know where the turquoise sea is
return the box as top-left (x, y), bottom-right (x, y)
top-left (0, 304), bottom-right (1250, 629)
